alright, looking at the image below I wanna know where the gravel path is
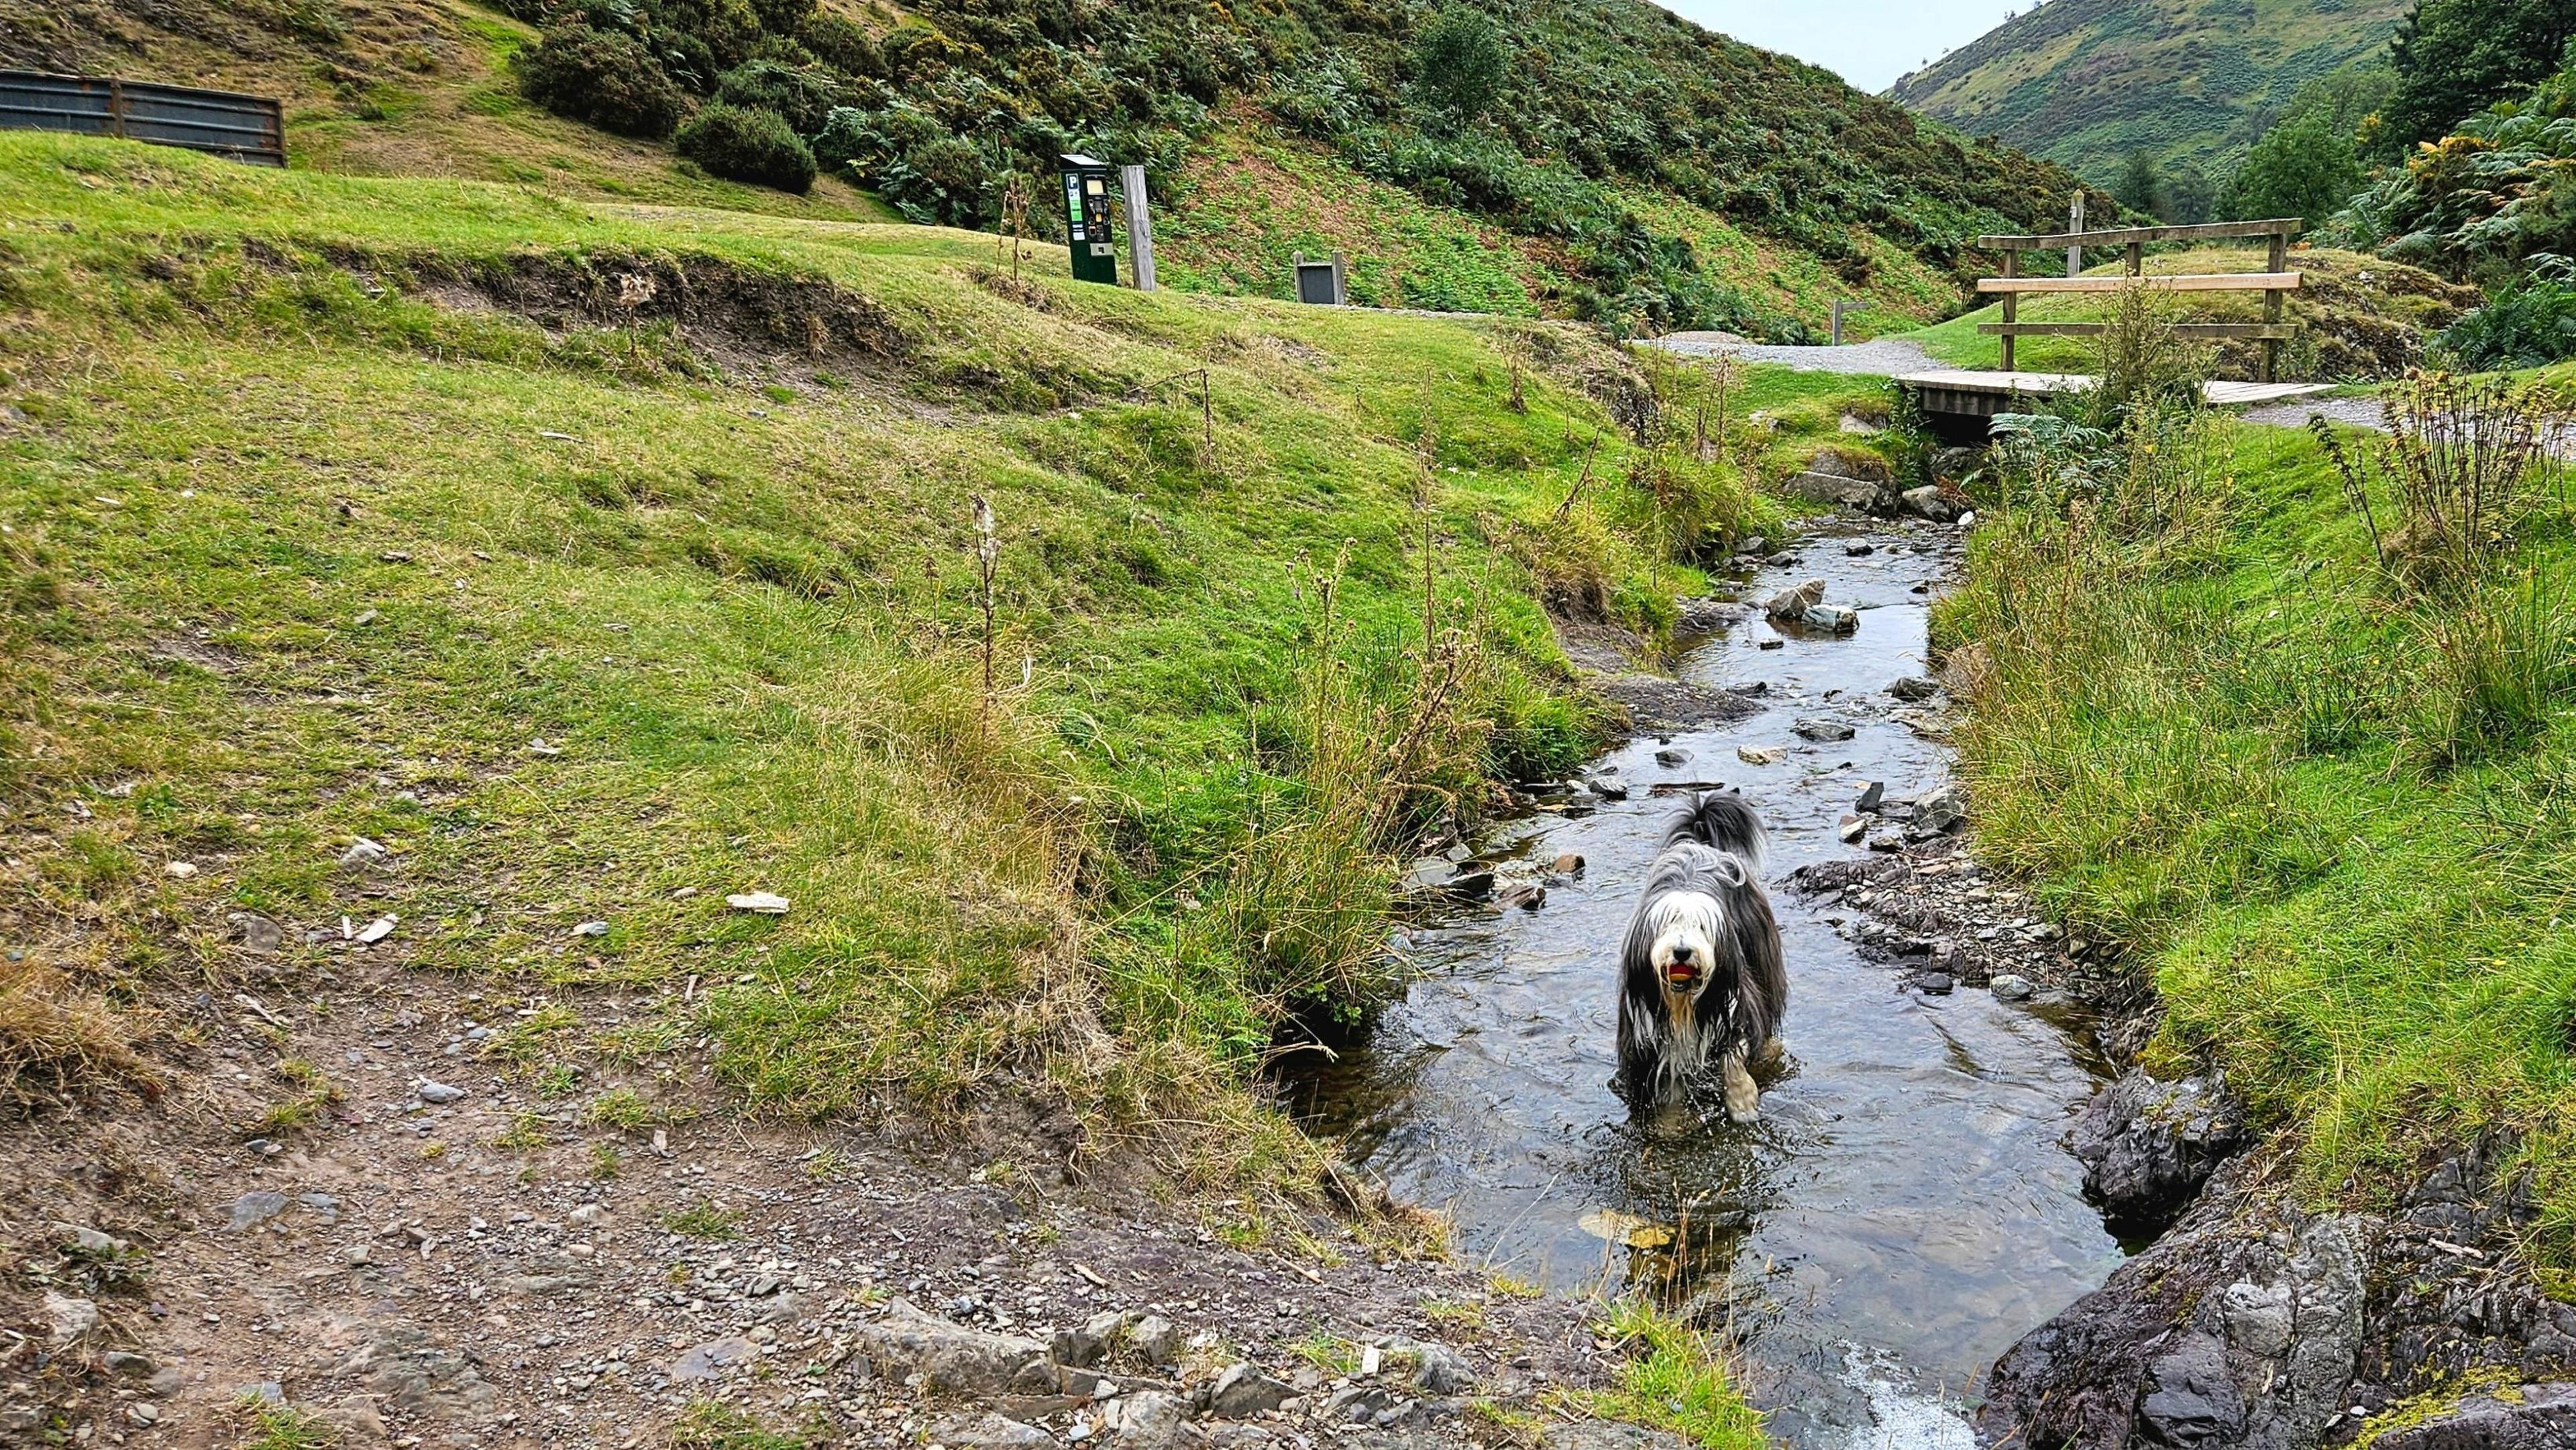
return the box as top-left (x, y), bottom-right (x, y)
top-left (2239, 395), bottom-right (2381, 431)
top-left (1645, 335), bottom-right (1944, 376)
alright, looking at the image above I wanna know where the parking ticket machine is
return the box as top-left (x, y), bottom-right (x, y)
top-left (1059, 153), bottom-right (1119, 286)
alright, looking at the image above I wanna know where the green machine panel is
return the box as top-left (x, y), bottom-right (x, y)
top-left (1060, 154), bottom-right (1118, 287)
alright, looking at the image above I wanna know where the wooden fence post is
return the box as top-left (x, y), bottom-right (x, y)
top-left (2000, 248), bottom-right (2019, 372)
top-left (2261, 227), bottom-right (2288, 384)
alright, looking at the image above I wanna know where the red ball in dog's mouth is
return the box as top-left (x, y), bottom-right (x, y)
top-left (1663, 964), bottom-right (1701, 987)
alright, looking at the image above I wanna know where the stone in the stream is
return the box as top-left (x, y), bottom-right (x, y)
top-left (1587, 774), bottom-right (1629, 801)
top-left (1801, 603), bottom-right (1860, 634)
top-left (1757, 633), bottom-right (1784, 650)
top-left (1990, 974), bottom-right (2035, 1002)
top-left (1837, 815), bottom-right (1868, 844)
top-left (1910, 784), bottom-right (1968, 835)
top-left (1550, 852), bottom-right (1585, 876)
top-left (1868, 831), bottom-right (1906, 852)
top-left (1654, 747), bottom-right (1690, 766)
top-left (1856, 780), bottom-right (1885, 812)
top-left (1900, 485), bottom-right (1965, 523)
top-left (1737, 745), bottom-right (1785, 766)
top-left (1792, 718), bottom-right (1856, 743)
top-left (1762, 579), bottom-right (1826, 619)
top-left (1784, 453), bottom-right (1897, 514)
top-left (1844, 541), bottom-right (1875, 556)
top-left (1497, 882), bottom-right (1545, 911)
top-left (1887, 676), bottom-right (1939, 702)
top-left (2070, 1072), bottom-right (2249, 1229)
top-left (1764, 551), bottom-right (1795, 567)
top-left (1735, 535), bottom-right (1768, 556)
top-left (1401, 859), bottom-right (1454, 896)
top-left (1918, 972), bottom-right (1955, 994)
top-left (1444, 868), bottom-right (1497, 902)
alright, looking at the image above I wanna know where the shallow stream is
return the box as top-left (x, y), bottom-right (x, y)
top-left (1281, 523), bottom-right (2125, 1447)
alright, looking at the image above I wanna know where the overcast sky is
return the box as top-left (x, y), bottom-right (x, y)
top-left (1657, 0), bottom-right (2022, 93)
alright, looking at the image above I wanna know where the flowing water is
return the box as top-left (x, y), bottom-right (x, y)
top-left (1281, 523), bottom-right (2125, 1447)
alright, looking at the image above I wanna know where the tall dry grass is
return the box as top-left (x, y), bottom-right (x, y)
top-left (2313, 372), bottom-right (2574, 591)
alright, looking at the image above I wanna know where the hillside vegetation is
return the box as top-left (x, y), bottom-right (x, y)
top-left (1888, 0), bottom-right (2410, 197)
top-left (0, 132), bottom-right (1790, 1172)
top-left (0, 0), bottom-right (2098, 341)
top-left (1943, 380), bottom-right (2576, 1287)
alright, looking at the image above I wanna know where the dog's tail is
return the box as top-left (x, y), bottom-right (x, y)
top-left (1664, 790), bottom-right (1768, 872)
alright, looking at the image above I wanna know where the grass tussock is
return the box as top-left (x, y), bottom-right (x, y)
top-left (1944, 365), bottom-right (2576, 1289)
top-left (1587, 1299), bottom-right (1767, 1450)
top-left (0, 957), bottom-right (155, 1103)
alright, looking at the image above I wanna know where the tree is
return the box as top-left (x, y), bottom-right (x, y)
top-left (2114, 149), bottom-right (2165, 219)
top-left (2164, 164), bottom-right (2217, 225)
top-left (1411, 7), bottom-right (1510, 125)
top-left (2383, 0), bottom-right (2576, 150)
top-left (2226, 108), bottom-right (2365, 225)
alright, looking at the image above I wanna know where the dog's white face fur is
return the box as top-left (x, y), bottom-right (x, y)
top-left (1638, 887), bottom-right (1727, 1094)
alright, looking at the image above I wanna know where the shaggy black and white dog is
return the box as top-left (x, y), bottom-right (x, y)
top-left (1613, 792), bottom-right (1788, 1122)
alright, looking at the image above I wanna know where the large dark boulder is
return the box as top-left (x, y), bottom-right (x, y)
top-left (2070, 1070), bottom-right (2248, 1232)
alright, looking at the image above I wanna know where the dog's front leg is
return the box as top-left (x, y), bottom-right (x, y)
top-left (1721, 1050), bottom-right (1758, 1125)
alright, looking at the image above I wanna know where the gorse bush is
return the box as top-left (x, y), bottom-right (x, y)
top-left (676, 103), bottom-right (817, 193)
top-left (514, 23), bottom-right (689, 140)
top-left (712, 58), bottom-right (845, 136)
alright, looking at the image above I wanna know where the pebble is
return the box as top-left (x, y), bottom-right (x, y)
top-left (1792, 718), bottom-right (1856, 743)
top-left (164, 860), bottom-right (198, 878)
top-left (1991, 974), bottom-right (2035, 1001)
top-left (571, 921), bottom-right (610, 937)
top-left (417, 1080), bottom-right (467, 1104)
top-left (1737, 745), bottom-right (1785, 766)
top-left (726, 892), bottom-right (792, 915)
top-left (1919, 973), bottom-right (1955, 995)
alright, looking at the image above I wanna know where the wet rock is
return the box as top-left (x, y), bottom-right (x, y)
top-left (1737, 745), bottom-right (1785, 766)
top-left (1206, 1363), bottom-right (1293, 1418)
top-left (1990, 974), bottom-right (2034, 1001)
top-left (1401, 859), bottom-right (1456, 896)
top-left (1446, 868), bottom-right (1497, 902)
top-left (1856, 781), bottom-right (1885, 813)
top-left (1837, 815), bottom-right (1868, 843)
top-left (1674, 598), bottom-right (1741, 633)
top-left (1801, 604), bottom-right (1860, 634)
top-left (1734, 536), bottom-right (1768, 557)
top-left (1550, 852), bottom-right (1586, 876)
top-left (1886, 676), bottom-right (1939, 703)
top-left (1762, 579), bottom-right (1827, 619)
top-left (1792, 719), bottom-right (1856, 743)
top-left (1844, 540), bottom-right (1876, 556)
top-left (1654, 747), bottom-right (1690, 766)
top-left (1587, 773), bottom-right (1630, 801)
top-left (855, 1298), bottom-right (1056, 1396)
top-left (2375, 1382), bottom-right (2576, 1450)
top-left (1900, 485), bottom-right (1966, 522)
top-left (1909, 784), bottom-right (1968, 835)
top-left (2139, 1332), bottom-right (2247, 1445)
top-left (1765, 551), bottom-right (1795, 567)
top-left (1868, 831), bottom-right (1906, 852)
top-left (2070, 1072), bottom-right (2249, 1230)
top-left (1918, 973), bottom-right (1954, 995)
top-left (927, 1410), bottom-right (1051, 1449)
top-left (1497, 882), bottom-right (1546, 911)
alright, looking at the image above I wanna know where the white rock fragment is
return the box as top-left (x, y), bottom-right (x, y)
top-left (726, 892), bottom-right (791, 915)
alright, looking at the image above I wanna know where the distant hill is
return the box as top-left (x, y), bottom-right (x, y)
top-left (0, 0), bottom-right (2100, 340)
top-left (1888, 0), bottom-right (2410, 188)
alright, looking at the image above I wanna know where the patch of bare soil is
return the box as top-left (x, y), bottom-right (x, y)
top-left (2, 962), bottom-right (1685, 1450)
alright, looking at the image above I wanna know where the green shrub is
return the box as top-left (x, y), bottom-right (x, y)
top-left (713, 58), bottom-right (843, 135)
top-left (2438, 255), bottom-right (2576, 368)
top-left (515, 23), bottom-right (688, 140)
top-left (676, 103), bottom-right (818, 193)
top-left (1411, 7), bottom-right (1511, 125)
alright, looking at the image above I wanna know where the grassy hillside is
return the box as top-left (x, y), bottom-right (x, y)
top-left (0, 0), bottom-right (2098, 341)
top-left (0, 130), bottom-right (1796, 1183)
top-left (1888, 0), bottom-right (2410, 189)
top-left (1943, 390), bottom-right (2576, 1286)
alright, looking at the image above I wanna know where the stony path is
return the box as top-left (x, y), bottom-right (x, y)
top-left (1644, 335), bottom-right (1943, 376)
top-left (3, 961), bottom-right (1687, 1450)
top-left (2238, 395), bottom-right (2381, 431)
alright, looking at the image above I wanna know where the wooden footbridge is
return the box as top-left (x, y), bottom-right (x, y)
top-left (1900, 215), bottom-right (2330, 437)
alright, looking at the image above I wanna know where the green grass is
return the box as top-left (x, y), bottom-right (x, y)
top-left (0, 134), bottom-right (1776, 1196)
top-left (662, 1200), bottom-right (743, 1241)
top-left (1587, 1300), bottom-right (1767, 1450)
top-left (1942, 406), bottom-right (2576, 1290)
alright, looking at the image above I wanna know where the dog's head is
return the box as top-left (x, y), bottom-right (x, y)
top-left (1645, 890), bottom-right (1726, 1004)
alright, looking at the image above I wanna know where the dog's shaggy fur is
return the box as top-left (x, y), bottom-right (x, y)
top-left (1613, 792), bottom-right (1788, 1121)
